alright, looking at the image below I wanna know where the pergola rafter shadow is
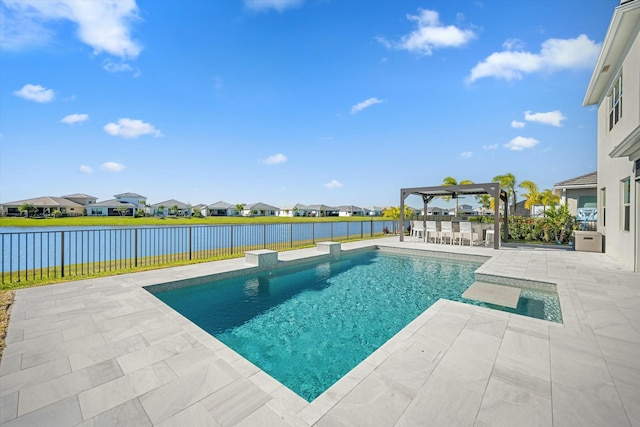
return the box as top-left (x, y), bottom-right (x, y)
top-left (400, 182), bottom-right (509, 249)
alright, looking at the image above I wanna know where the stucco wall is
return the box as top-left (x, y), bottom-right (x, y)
top-left (597, 32), bottom-right (639, 271)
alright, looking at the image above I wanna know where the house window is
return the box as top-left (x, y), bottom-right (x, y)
top-left (622, 178), bottom-right (630, 231)
top-left (609, 73), bottom-right (622, 130)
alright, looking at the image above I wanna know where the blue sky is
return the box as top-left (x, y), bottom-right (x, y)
top-left (0, 0), bottom-right (618, 209)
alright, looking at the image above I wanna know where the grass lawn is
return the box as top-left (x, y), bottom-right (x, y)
top-left (0, 290), bottom-right (13, 361)
top-left (0, 215), bottom-right (387, 228)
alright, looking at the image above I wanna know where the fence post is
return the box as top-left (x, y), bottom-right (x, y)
top-left (263, 224), bottom-right (267, 249)
top-left (60, 231), bottom-right (65, 278)
top-left (189, 227), bottom-right (193, 260)
top-left (312, 223), bottom-right (315, 244)
top-left (331, 223), bottom-right (334, 241)
top-left (134, 229), bottom-right (138, 267)
top-left (230, 225), bottom-right (234, 255)
top-left (361, 221), bottom-right (363, 239)
top-left (290, 223), bottom-right (293, 248)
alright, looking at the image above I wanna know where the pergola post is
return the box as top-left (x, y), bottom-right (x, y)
top-left (400, 190), bottom-right (408, 241)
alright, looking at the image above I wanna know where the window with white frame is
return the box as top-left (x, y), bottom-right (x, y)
top-left (609, 73), bottom-right (622, 131)
top-left (621, 177), bottom-right (630, 231)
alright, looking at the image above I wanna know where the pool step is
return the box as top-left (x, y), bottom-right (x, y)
top-left (462, 282), bottom-right (521, 308)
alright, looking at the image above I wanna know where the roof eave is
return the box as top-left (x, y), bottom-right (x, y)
top-left (609, 124), bottom-right (640, 161)
top-left (583, 2), bottom-right (640, 106)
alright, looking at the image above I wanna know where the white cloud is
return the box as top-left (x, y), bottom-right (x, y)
top-left (0, 6), bottom-right (53, 50)
top-left (511, 120), bottom-right (526, 128)
top-left (244, 0), bottom-right (304, 12)
top-left (99, 162), bottom-right (125, 172)
top-left (378, 8), bottom-right (475, 55)
top-left (502, 38), bottom-right (525, 50)
top-left (79, 165), bottom-right (93, 173)
top-left (61, 113), bottom-right (88, 124)
top-left (2, 0), bottom-right (142, 58)
top-left (460, 151), bottom-right (472, 158)
top-left (103, 59), bottom-right (132, 72)
top-left (483, 143), bottom-right (499, 150)
top-left (262, 153), bottom-right (287, 165)
top-left (13, 84), bottom-right (55, 103)
top-left (324, 179), bottom-right (343, 189)
top-left (504, 136), bottom-right (539, 151)
top-left (467, 34), bottom-right (600, 83)
top-left (524, 110), bottom-right (566, 127)
top-left (351, 97), bottom-right (384, 114)
top-left (103, 118), bottom-right (162, 138)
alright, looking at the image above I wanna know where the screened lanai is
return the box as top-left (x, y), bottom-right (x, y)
top-left (400, 182), bottom-right (509, 249)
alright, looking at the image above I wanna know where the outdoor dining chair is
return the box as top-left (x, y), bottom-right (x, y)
top-left (425, 221), bottom-right (438, 243)
top-left (457, 221), bottom-right (475, 246)
top-left (411, 221), bottom-right (425, 242)
top-left (439, 221), bottom-right (453, 244)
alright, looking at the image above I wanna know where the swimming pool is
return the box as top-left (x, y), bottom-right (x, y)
top-left (151, 249), bottom-right (561, 401)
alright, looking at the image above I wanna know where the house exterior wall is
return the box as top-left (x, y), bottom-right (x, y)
top-left (596, 30), bottom-right (640, 271)
top-left (563, 188), bottom-right (598, 215)
top-left (87, 207), bottom-right (108, 216)
top-left (115, 195), bottom-right (145, 207)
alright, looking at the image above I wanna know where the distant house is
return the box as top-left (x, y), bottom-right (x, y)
top-left (207, 201), bottom-right (239, 217)
top-left (513, 200), bottom-right (545, 218)
top-left (0, 196), bottom-right (85, 216)
top-left (114, 192), bottom-right (147, 208)
top-left (277, 204), bottom-right (310, 217)
top-left (458, 204), bottom-right (475, 215)
top-left (61, 193), bottom-right (98, 207)
top-left (425, 206), bottom-right (447, 216)
top-left (306, 205), bottom-right (338, 217)
top-left (366, 206), bottom-right (384, 216)
top-left (336, 205), bottom-right (366, 217)
top-left (191, 204), bottom-right (208, 217)
top-left (553, 172), bottom-right (597, 217)
top-left (87, 199), bottom-right (137, 216)
top-left (243, 202), bottom-right (278, 217)
top-left (84, 193), bottom-right (147, 216)
top-left (583, 0), bottom-right (640, 271)
top-left (151, 199), bottom-right (191, 216)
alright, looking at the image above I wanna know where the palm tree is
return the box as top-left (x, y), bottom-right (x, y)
top-left (539, 189), bottom-right (560, 212)
top-left (476, 194), bottom-right (492, 213)
top-left (519, 180), bottom-right (542, 211)
top-left (157, 204), bottom-right (165, 217)
top-left (114, 206), bottom-right (129, 217)
top-left (492, 173), bottom-right (517, 215)
top-left (383, 206), bottom-right (415, 234)
top-left (18, 203), bottom-right (38, 218)
top-left (235, 203), bottom-right (245, 217)
top-left (442, 176), bottom-right (473, 217)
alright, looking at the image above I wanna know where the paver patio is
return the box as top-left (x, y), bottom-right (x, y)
top-left (1, 237), bottom-right (638, 426)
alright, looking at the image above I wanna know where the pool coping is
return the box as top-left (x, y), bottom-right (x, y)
top-left (1, 237), bottom-right (638, 426)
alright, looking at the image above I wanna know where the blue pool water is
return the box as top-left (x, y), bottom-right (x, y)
top-left (153, 250), bottom-right (561, 401)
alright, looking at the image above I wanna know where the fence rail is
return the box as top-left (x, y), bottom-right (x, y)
top-left (1, 220), bottom-right (395, 285)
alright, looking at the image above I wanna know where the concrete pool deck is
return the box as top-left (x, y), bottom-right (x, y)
top-left (1, 237), bottom-right (639, 426)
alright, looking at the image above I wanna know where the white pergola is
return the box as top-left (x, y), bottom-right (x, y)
top-left (399, 182), bottom-right (509, 249)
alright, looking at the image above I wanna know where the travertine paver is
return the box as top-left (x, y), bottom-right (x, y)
top-left (1, 238), bottom-right (639, 426)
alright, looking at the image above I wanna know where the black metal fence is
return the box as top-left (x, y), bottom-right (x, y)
top-left (1, 220), bottom-right (394, 285)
